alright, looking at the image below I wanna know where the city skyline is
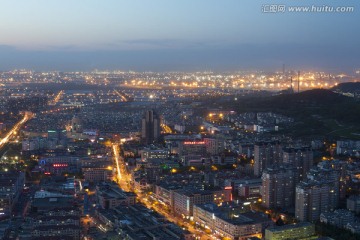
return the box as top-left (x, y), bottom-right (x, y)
top-left (1, 1), bottom-right (360, 239)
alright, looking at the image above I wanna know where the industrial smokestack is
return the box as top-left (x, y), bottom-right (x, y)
top-left (297, 71), bottom-right (300, 93)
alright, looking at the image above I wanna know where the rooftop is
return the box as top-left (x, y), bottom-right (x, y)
top-left (266, 222), bottom-right (314, 232)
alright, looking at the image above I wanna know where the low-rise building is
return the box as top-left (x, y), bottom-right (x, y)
top-left (38, 156), bottom-right (81, 175)
top-left (320, 209), bottom-right (356, 228)
top-left (141, 148), bottom-right (169, 161)
top-left (265, 222), bottom-right (316, 240)
top-left (25, 190), bottom-right (81, 240)
top-left (346, 222), bottom-right (360, 235)
top-left (96, 182), bottom-right (136, 209)
top-left (337, 140), bottom-right (360, 156)
top-left (96, 204), bottom-right (192, 240)
top-left (238, 178), bottom-right (262, 200)
top-left (155, 183), bottom-right (182, 212)
top-left (83, 167), bottom-right (112, 182)
top-left (32, 225), bottom-right (80, 240)
top-left (193, 203), bottom-right (273, 240)
top-left (173, 189), bottom-right (214, 217)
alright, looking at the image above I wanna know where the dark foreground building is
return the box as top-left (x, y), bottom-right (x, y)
top-left (141, 110), bottom-right (160, 144)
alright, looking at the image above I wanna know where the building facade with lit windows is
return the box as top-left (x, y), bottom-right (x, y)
top-left (82, 167), bottom-right (112, 182)
top-left (194, 203), bottom-right (273, 240)
top-left (81, 156), bottom-right (113, 182)
top-left (141, 148), bottom-right (169, 161)
top-left (347, 195), bottom-right (360, 214)
top-left (295, 180), bottom-right (338, 222)
top-left (254, 141), bottom-right (282, 177)
top-left (261, 164), bottom-right (297, 209)
top-left (320, 209), bottom-right (355, 228)
top-left (38, 156), bottom-right (81, 175)
top-left (265, 222), bottom-right (316, 240)
top-left (141, 110), bottom-right (161, 144)
top-left (0, 171), bottom-right (25, 218)
top-left (95, 204), bottom-right (192, 240)
top-left (193, 203), bottom-right (218, 230)
top-left (282, 147), bottom-right (313, 180)
top-left (32, 226), bottom-right (80, 239)
top-left (22, 190), bottom-right (81, 240)
top-left (154, 183), bottom-right (182, 213)
top-left (179, 140), bottom-right (207, 157)
top-left (238, 178), bottom-right (262, 200)
top-left (204, 137), bottom-right (225, 155)
top-left (173, 189), bottom-right (214, 217)
top-left (336, 140), bottom-right (360, 156)
top-left (214, 213), bottom-right (268, 240)
top-left (213, 187), bottom-right (233, 204)
top-left (96, 182), bottom-right (136, 209)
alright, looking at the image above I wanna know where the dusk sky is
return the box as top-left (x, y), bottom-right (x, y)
top-left (0, 0), bottom-right (359, 72)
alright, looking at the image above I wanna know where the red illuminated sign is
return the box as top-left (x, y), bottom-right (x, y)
top-left (183, 141), bottom-right (205, 145)
top-left (53, 164), bottom-right (68, 167)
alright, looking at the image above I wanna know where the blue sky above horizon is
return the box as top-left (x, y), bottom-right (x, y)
top-left (0, 0), bottom-right (359, 72)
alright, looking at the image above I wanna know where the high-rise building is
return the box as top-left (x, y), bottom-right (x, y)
top-left (141, 110), bottom-right (161, 144)
top-left (347, 195), bottom-right (360, 214)
top-left (295, 180), bottom-right (338, 222)
top-left (307, 167), bottom-right (340, 208)
top-left (283, 147), bottom-right (313, 180)
top-left (295, 163), bottom-right (340, 222)
top-left (317, 160), bottom-right (347, 200)
top-left (0, 171), bottom-right (25, 217)
top-left (254, 142), bottom-right (282, 177)
top-left (261, 165), bottom-right (297, 209)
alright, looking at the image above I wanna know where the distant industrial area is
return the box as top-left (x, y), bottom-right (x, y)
top-left (1, 69), bottom-right (359, 91)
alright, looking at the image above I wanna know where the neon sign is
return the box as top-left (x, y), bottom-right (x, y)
top-left (53, 164), bottom-right (68, 167)
top-left (184, 141), bottom-right (205, 145)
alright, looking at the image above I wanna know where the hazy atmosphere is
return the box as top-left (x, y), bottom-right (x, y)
top-left (1, 0), bottom-right (359, 71)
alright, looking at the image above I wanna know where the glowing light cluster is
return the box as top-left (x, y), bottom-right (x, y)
top-left (183, 141), bottom-right (205, 145)
top-left (53, 163), bottom-right (68, 167)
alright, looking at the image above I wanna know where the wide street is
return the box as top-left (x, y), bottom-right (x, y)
top-left (111, 141), bottom-right (216, 240)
